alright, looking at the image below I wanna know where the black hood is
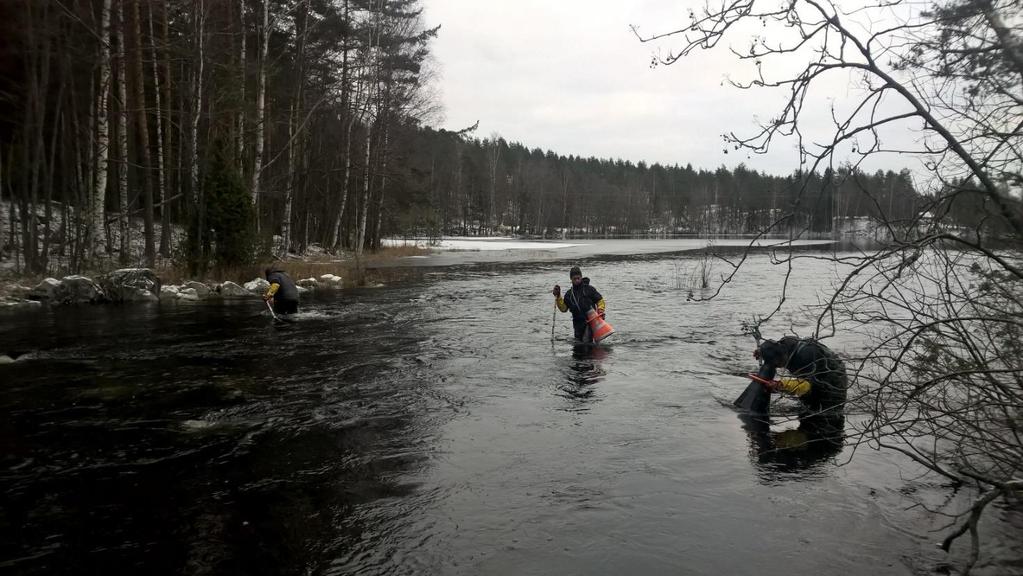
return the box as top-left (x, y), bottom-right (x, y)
top-left (758, 339), bottom-right (794, 367)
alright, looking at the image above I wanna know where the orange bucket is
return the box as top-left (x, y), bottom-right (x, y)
top-left (585, 309), bottom-right (615, 343)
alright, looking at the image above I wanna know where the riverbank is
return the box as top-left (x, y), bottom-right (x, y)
top-left (0, 245), bottom-right (429, 309)
top-left (0, 237), bottom-right (842, 309)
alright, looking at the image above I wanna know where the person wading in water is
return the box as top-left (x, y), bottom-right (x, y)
top-left (263, 266), bottom-right (300, 315)
top-left (552, 266), bottom-right (606, 343)
top-left (754, 336), bottom-right (848, 415)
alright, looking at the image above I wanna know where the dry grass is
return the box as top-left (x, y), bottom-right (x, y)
top-left (670, 251), bottom-right (716, 296)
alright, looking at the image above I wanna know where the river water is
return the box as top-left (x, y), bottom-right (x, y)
top-left (1, 244), bottom-right (1020, 575)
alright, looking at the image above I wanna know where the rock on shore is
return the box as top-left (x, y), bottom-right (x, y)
top-left (4, 269), bottom-right (346, 309)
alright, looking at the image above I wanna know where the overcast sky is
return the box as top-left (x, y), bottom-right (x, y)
top-left (422, 0), bottom-right (919, 177)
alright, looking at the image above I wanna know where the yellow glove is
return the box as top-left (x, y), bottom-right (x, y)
top-left (775, 378), bottom-right (811, 397)
top-left (264, 282), bottom-right (280, 301)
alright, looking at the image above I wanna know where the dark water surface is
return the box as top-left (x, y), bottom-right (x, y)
top-left (2, 251), bottom-right (1020, 575)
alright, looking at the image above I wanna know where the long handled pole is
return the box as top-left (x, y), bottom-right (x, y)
top-left (266, 299), bottom-right (279, 321)
top-left (551, 301), bottom-right (557, 340)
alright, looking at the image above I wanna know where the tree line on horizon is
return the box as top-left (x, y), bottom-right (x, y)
top-left (390, 129), bottom-right (925, 240)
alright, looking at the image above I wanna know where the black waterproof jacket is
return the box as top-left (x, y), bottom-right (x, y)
top-left (267, 269), bottom-right (299, 302)
top-left (560, 278), bottom-right (603, 323)
top-left (760, 336), bottom-right (848, 413)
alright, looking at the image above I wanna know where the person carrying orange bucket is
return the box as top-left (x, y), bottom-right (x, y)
top-left (552, 266), bottom-right (613, 344)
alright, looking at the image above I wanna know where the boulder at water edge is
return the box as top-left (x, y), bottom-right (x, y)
top-left (217, 281), bottom-right (252, 298)
top-left (160, 285), bottom-right (181, 300)
top-left (244, 278), bottom-right (270, 294)
top-left (100, 268), bottom-right (161, 302)
top-left (27, 278), bottom-right (62, 301)
top-left (181, 281), bottom-right (211, 299)
top-left (318, 274), bottom-right (343, 287)
top-left (176, 288), bottom-right (200, 301)
top-left (54, 275), bottom-right (106, 304)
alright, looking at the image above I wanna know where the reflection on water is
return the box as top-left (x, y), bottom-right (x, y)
top-left (556, 344), bottom-right (609, 403)
top-left (740, 412), bottom-right (846, 479)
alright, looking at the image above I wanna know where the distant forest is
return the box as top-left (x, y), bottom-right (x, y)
top-left (382, 129), bottom-right (922, 240)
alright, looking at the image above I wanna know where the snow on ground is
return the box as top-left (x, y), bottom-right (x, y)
top-left (0, 200), bottom-right (186, 274)
top-left (383, 237), bottom-right (582, 251)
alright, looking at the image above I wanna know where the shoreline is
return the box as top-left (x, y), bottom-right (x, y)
top-left (0, 246), bottom-right (428, 310)
top-left (0, 237), bottom-right (842, 310)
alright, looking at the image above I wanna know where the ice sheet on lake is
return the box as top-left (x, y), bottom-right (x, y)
top-left (383, 237), bottom-right (582, 251)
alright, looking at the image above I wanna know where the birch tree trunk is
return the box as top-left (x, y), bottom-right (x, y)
top-left (356, 113), bottom-right (374, 256)
top-left (91, 0), bottom-right (114, 259)
top-left (356, 7), bottom-right (380, 256)
top-left (329, 0), bottom-right (353, 252)
top-left (148, 0), bottom-right (169, 256)
top-left (251, 0), bottom-right (268, 208)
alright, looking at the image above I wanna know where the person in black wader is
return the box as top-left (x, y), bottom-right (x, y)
top-left (263, 266), bottom-right (300, 315)
top-left (755, 336), bottom-right (849, 415)
top-left (552, 266), bottom-right (606, 343)
top-left (740, 336), bottom-right (849, 470)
